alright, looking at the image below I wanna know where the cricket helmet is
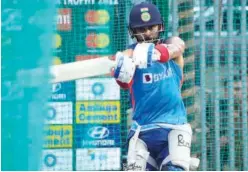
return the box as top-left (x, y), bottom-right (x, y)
top-left (128, 2), bottom-right (164, 43)
top-left (129, 2), bottom-right (163, 28)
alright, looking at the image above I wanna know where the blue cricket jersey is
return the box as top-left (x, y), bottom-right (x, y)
top-left (128, 43), bottom-right (187, 125)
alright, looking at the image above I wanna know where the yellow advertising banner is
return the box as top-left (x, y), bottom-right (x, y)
top-left (43, 125), bottom-right (73, 148)
top-left (76, 101), bottom-right (120, 124)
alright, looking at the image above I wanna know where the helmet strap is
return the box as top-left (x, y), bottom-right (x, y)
top-left (128, 26), bottom-right (135, 39)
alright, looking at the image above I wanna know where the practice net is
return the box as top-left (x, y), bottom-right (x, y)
top-left (2, 0), bottom-right (247, 171)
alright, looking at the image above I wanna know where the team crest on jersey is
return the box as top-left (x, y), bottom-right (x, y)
top-left (143, 73), bottom-right (152, 83)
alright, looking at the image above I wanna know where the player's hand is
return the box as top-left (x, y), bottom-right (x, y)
top-left (132, 43), bottom-right (159, 68)
top-left (165, 36), bottom-right (185, 58)
top-left (165, 44), bottom-right (183, 58)
top-left (111, 51), bottom-right (136, 84)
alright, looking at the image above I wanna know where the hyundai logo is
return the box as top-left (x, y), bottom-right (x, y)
top-left (87, 126), bottom-right (109, 139)
top-left (52, 83), bottom-right (61, 93)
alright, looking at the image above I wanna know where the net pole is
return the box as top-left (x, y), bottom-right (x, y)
top-left (199, 0), bottom-right (207, 170)
top-left (213, 0), bottom-right (221, 170)
top-left (227, 0), bottom-right (235, 169)
top-left (171, 0), bottom-right (178, 36)
top-left (178, 0), bottom-right (196, 118)
top-left (241, 0), bottom-right (248, 170)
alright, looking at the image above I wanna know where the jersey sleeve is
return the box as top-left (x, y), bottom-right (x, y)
top-left (169, 60), bottom-right (183, 82)
top-left (127, 43), bottom-right (137, 50)
top-left (116, 80), bottom-right (133, 89)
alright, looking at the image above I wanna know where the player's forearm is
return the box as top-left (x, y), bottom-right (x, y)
top-left (154, 43), bottom-right (184, 64)
top-left (165, 36), bottom-right (185, 59)
top-left (166, 44), bottom-right (185, 59)
top-left (154, 36), bottom-right (185, 63)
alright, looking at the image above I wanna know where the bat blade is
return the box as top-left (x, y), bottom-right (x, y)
top-left (50, 56), bottom-right (116, 83)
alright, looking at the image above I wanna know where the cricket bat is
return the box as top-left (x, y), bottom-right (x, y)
top-left (50, 56), bottom-right (116, 83)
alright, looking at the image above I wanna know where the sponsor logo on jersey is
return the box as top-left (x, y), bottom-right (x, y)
top-left (143, 68), bottom-right (173, 83)
top-left (143, 73), bottom-right (152, 83)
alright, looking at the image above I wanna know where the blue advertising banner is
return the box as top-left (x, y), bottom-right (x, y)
top-left (75, 124), bottom-right (121, 148)
top-left (50, 81), bottom-right (75, 101)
